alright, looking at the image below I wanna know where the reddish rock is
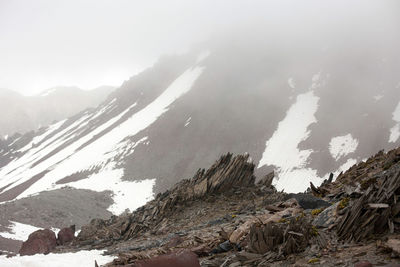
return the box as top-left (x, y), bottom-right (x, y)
top-left (354, 261), bottom-right (373, 267)
top-left (57, 225), bottom-right (75, 245)
top-left (129, 250), bottom-right (200, 267)
top-left (19, 229), bottom-right (57, 256)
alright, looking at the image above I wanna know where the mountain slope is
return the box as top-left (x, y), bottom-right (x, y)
top-left (0, 86), bottom-right (115, 137)
top-left (0, 30), bottom-right (399, 252)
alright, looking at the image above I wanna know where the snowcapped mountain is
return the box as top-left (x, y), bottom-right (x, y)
top-left (0, 29), bottom-right (399, 253)
top-left (0, 86), bottom-right (114, 137)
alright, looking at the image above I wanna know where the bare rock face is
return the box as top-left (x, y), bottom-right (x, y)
top-left (19, 229), bottom-right (57, 256)
top-left (57, 225), bottom-right (75, 245)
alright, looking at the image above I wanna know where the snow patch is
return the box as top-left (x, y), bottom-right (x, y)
top-left (0, 221), bottom-right (59, 241)
top-left (390, 124), bottom-right (400, 143)
top-left (17, 119), bottom-right (67, 153)
top-left (184, 117), bottom-right (192, 127)
top-left (373, 94), bottom-right (383, 101)
top-left (288, 78), bottom-right (295, 89)
top-left (389, 101), bottom-right (400, 143)
top-left (0, 250), bottom-right (115, 267)
top-left (7, 137), bottom-right (21, 147)
top-left (336, 158), bottom-right (358, 177)
top-left (258, 90), bottom-right (320, 193)
top-left (40, 88), bottom-right (57, 97)
top-left (0, 221), bottom-right (41, 241)
top-left (311, 72), bottom-right (322, 89)
top-left (196, 50), bottom-right (210, 64)
top-left (67, 162), bottom-right (155, 215)
top-left (329, 134), bottom-right (359, 160)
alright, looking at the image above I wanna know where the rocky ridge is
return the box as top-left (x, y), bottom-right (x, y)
top-left (43, 148), bottom-right (400, 266)
top-left (18, 148), bottom-right (400, 266)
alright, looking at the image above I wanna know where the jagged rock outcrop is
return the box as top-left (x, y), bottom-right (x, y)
top-left (76, 153), bottom-right (256, 245)
top-left (56, 149), bottom-right (400, 266)
top-left (337, 163), bottom-right (400, 241)
top-left (308, 147), bottom-right (400, 242)
top-left (19, 229), bottom-right (57, 256)
top-left (312, 147), bottom-right (400, 197)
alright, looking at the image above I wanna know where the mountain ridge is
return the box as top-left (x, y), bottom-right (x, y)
top-left (0, 86), bottom-right (115, 137)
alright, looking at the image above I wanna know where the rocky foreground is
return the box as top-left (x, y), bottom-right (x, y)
top-left (17, 149), bottom-right (400, 266)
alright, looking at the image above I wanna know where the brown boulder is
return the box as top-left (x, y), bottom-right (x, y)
top-left (19, 229), bottom-right (57, 256)
top-left (128, 250), bottom-right (200, 267)
top-left (57, 225), bottom-right (75, 245)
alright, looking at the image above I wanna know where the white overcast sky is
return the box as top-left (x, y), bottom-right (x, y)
top-left (0, 0), bottom-right (398, 95)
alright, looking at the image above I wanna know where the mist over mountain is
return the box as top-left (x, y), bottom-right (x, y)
top-left (0, 86), bottom-right (115, 137)
top-left (0, 0), bottom-right (399, 262)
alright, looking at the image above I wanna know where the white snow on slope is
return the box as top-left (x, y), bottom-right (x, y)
top-left (0, 65), bottom-right (205, 215)
top-left (68, 164), bottom-right (155, 215)
top-left (0, 221), bottom-right (60, 241)
top-left (184, 117), bottom-right (192, 127)
top-left (258, 73), bottom-right (328, 193)
top-left (89, 98), bottom-right (117, 121)
top-left (18, 119), bottom-right (66, 153)
top-left (0, 221), bottom-right (41, 241)
top-left (196, 50), bottom-right (210, 64)
top-left (329, 134), bottom-right (359, 160)
top-left (0, 103), bottom-right (136, 194)
top-left (288, 78), bottom-right (296, 89)
top-left (337, 158), bottom-right (357, 175)
top-left (7, 137), bottom-right (22, 147)
top-left (0, 250), bottom-right (115, 267)
top-left (390, 125), bottom-right (400, 143)
top-left (40, 88), bottom-right (57, 97)
top-left (389, 101), bottom-right (400, 143)
top-left (258, 90), bottom-right (321, 193)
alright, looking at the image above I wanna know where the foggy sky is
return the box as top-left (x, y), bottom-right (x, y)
top-left (0, 0), bottom-right (398, 95)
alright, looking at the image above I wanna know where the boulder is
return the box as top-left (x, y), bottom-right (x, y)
top-left (128, 250), bottom-right (200, 267)
top-left (19, 229), bottom-right (57, 256)
top-left (57, 225), bottom-right (75, 245)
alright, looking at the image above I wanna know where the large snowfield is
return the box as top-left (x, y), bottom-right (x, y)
top-left (0, 250), bottom-right (115, 267)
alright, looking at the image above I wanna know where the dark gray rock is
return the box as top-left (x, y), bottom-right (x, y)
top-left (286, 193), bottom-right (330, 210)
